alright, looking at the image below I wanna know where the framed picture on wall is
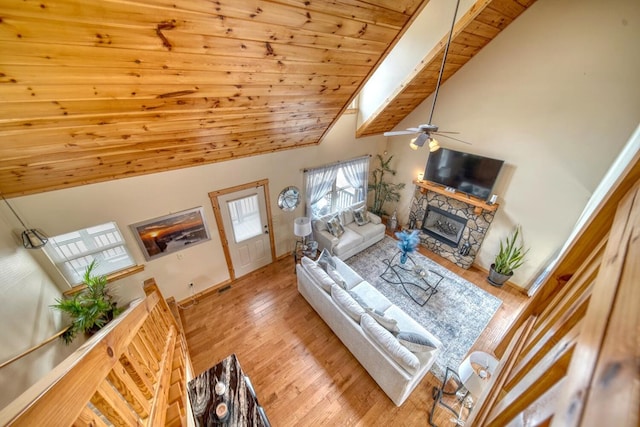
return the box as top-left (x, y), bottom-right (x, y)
top-left (130, 207), bottom-right (211, 261)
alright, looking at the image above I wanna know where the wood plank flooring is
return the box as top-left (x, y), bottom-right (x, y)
top-left (180, 245), bottom-right (528, 426)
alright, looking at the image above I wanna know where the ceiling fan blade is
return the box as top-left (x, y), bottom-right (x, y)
top-left (383, 130), bottom-right (416, 136)
top-left (406, 127), bottom-right (421, 132)
top-left (434, 133), bottom-right (473, 145)
top-left (433, 130), bottom-right (460, 134)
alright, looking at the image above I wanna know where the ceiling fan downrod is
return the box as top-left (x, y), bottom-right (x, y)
top-left (427, 0), bottom-right (461, 125)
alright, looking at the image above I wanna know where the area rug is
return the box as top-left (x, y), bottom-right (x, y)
top-left (345, 237), bottom-right (502, 379)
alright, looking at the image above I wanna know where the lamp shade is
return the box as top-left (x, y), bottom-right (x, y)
top-left (22, 229), bottom-right (48, 249)
top-left (458, 351), bottom-right (499, 397)
top-left (2, 194), bottom-right (48, 249)
top-left (293, 217), bottom-right (312, 237)
top-left (428, 138), bottom-right (440, 152)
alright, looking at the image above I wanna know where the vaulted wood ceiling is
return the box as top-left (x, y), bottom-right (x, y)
top-left (0, 0), bottom-right (427, 197)
top-left (0, 0), bottom-right (535, 198)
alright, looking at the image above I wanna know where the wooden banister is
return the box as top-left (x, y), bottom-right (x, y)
top-left (467, 174), bottom-right (640, 425)
top-left (0, 326), bottom-right (70, 370)
top-left (0, 278), bottom-right (191, 427)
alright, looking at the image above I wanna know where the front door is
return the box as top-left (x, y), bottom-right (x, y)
top-left (210, 180), bottom-right (274, 279)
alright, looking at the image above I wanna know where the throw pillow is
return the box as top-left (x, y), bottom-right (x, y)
top-left (331, 284), bottom-right (365, 322)
top-left (397, 331), bottom-right (438, 353)
top-left (326, 265), bottom-right (347, 289)
top-left (326, 215), bottom-right (344, 238)
top-left (366, 308), bottom-right (400, 333)
top-left (340, 209), bottom-right (355, 226)
top-left (301, 257), bottom-right (333, 293)
top-left (316, 248), bottom-right (336, 271)
top-left (313, 219), bottom-right (328, 232)
top-left (360, 314), bottom-right (420, 374)
top-left (348, 290), bottom-right (370, 310)
top-left (353, 206), bottom-right (370, 226)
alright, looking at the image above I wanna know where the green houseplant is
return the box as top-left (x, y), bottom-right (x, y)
top-left (488, 226), bottom-right (528, 287)
top-left (52, 260), bottom-right (122, 344)
top-left (368, 154), bottom-right (406, 216)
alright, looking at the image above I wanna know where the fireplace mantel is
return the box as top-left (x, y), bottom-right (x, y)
top-left (412, 180), bottom-right (499, 215)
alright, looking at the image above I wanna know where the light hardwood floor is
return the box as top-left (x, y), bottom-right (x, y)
top-left (181, 245), bottom-right (527, 426)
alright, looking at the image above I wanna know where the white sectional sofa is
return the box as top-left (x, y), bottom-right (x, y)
top-left (312, 205), bottom-right (386, 260)
top-left (296, 253), bottom-right (441, 406)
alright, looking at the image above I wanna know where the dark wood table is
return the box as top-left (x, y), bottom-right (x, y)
top-left (188, 354), bottom-right (270, 426)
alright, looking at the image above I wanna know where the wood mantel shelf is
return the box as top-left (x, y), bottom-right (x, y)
top-left (413, 180), bottom-right (499, 215)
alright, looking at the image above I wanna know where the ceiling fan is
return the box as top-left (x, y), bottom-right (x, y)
top-left (383, 0), bottom-right (471, 152)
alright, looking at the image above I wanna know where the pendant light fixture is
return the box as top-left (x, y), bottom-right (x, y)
top-left (1, 194), bottom-right (48, 249)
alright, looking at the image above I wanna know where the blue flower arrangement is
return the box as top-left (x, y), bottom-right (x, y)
top-left (395, 229), bottom-right (420, 264)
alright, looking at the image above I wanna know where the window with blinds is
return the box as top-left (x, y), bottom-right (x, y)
top-left (43, 222), bottom-right (135, 285)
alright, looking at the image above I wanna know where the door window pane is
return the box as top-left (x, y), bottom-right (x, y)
top-left (228, 194), bottom-right (262, 243)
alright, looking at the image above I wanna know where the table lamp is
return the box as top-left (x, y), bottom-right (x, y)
top-left (293, 217), bottom-right (312, 247)
top-left (458, 351), bottom-right (499, 398)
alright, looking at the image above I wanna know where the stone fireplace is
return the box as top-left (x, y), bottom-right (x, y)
top-left (422, 206), bottom-right (466, 247)
top-left (408, 185), bottom-right (497, 269)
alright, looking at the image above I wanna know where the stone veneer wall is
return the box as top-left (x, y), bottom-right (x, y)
top-left (408, 186), bottom-right (497, 269)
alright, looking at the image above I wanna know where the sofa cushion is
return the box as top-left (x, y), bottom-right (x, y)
top-left (350, 282), bottom-right (392, 312)
top-left (360, 314), bottom-right (420, 374)
top-left (366, 308), bottom-right (400, 333)
top-left (347, 221), bottom-right (385, 241)
top-left (326, 265), bottom-right (347, 289)
top-left (385, 305), bottom-right (442, 350)
top-left (332, 228), bottom-right (364, 257)
top-left (353, 206), bottom-right (370, 226)
top-left (397, 332), bottom-right (438, 353)
top-left (331, 284), bottom-right (365, 322)
top-left (301, 256), bottom-right (334, 293)
top-left (326, 215), bottom-right (344, 238)
top-left (332, 257), bottom-right (363, 290)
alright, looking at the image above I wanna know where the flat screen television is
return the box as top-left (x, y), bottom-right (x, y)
top-left (424, 148), bottom-right (504, 200)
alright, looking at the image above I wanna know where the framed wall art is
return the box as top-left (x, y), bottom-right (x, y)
top-left (130, 207), bottom-right (211, 261)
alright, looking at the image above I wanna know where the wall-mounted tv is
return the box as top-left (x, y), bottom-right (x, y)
top-left (424, 148), bottom-right (504, 200)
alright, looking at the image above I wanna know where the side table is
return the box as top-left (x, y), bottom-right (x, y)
top-left (188, 353), bottom-right (271, 426)
top-left (293, 240), bottom-right (318, 273)
top-left (428, 367), bottom-right (473, 427)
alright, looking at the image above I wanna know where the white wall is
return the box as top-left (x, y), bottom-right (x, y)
top-left (382, 0), bottom-right (640, 288)
top-left (0, 214), bottom-right (82, 408)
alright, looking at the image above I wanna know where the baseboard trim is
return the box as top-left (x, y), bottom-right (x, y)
top-left (177, 278), bottom-right (233, 306)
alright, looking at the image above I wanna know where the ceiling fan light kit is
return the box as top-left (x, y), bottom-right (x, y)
top-left (383, 0), bottom-right (470, 150)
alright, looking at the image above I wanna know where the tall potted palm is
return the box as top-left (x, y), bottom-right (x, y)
top-left (52, 260), bottom-right (122, 344)
top-left (368, 154), bottom-right (405, 216)
top-left (488, 226), bottom-right (528, 287)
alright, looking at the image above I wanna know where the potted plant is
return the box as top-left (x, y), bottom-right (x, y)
top-left (488, 226), bottom-right (528, 287)
top-left (368, 154), bottom-right (406, 217)
top-left (52, 260), bottom-right (122, 344)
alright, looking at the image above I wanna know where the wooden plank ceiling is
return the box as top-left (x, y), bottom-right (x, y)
top-left (0, 0), bottom-right (427, 197)
top-left (356, 0), bottom-right (537, 137)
